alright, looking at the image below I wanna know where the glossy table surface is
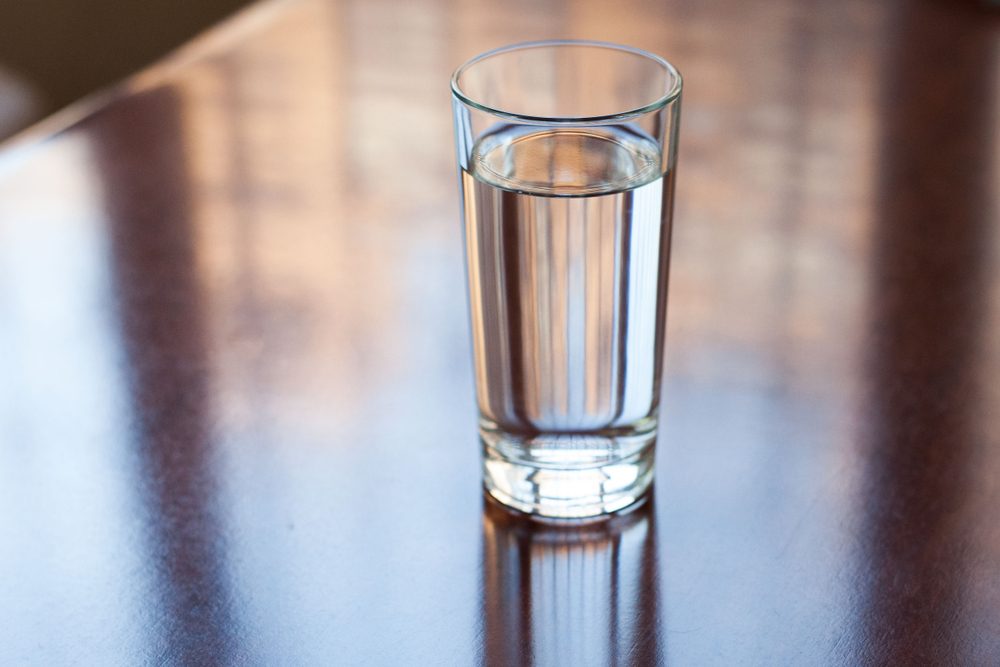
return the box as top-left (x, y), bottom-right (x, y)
top-left (1, 0), bottom-right (998, 663)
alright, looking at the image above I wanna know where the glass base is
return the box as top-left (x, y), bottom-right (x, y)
top-left (481, 426), bottom-right (656, 519)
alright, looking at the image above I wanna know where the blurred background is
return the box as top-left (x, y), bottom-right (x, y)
top-left (0, 0), bottom-right (250, 138)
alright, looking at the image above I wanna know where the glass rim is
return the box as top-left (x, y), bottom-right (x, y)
top-left (450, 39), bottom-right (683, 125)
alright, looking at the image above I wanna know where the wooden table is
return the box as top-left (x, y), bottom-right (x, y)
top-left (1, 0), bottom-right (997, 663)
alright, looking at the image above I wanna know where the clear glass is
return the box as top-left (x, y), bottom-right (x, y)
top-left (452, 40), bottom-right (682, 518)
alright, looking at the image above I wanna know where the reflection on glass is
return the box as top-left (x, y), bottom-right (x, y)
top-left (480, 496), bottom-right (663, 666)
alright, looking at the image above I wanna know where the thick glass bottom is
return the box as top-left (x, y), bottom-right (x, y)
top-left (481, 425), bottom-right (656, 519)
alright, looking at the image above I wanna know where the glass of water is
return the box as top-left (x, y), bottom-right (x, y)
top-left (451, 40), bottom-right (682, 518)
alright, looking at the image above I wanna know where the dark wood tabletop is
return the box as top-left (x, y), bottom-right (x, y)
top-left (1, 0), bottom-right (998, 664)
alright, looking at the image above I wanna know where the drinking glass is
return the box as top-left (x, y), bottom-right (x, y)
top-left (451, 40), bottom-right (682, 518)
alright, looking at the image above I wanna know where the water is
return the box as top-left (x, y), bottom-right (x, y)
top-left (461, 124), bottom-right (674, 517)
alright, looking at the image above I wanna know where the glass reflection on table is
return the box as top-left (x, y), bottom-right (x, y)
top-left (480, 495), bottom-right (663, 666)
